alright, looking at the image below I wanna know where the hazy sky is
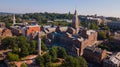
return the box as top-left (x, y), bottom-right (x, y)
top-left (0, 0), bottom-right (120, 17)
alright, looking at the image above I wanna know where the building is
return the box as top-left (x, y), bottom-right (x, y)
top-left (103, 52), bottom-right (120, 67)
top-left (22, 25), bottom-right (40, 39)
top-left (107, 22), bottom-right (120, 30)
top-left (87, 17), bottom-right (103, 25)
top-left (10, 26), bottom-right (23, 36)
top-left (44, 10), bottom-right (98, 56)
top-left (111, 31), bottom-right (120, 45)
top-left (0, 22), bottom-right (5, 28)
top-left (10, 15), bottom-right (41, 39)
top-left (83, 46), bottom-right (107, 64)
top-left (0, 28), bottom-right (12, 38)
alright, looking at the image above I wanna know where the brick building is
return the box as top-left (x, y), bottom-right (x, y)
top-left (22, 25), bottom-right (40, 39)
top-left (44, 10), bottom-right (98, 56)
top-left (83, 46), bottom-right (107, 64)
top-left (103, 52), bottom-right (120, 67)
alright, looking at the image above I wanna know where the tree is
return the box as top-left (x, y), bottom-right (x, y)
top-left (62, 56), bottom-right (79, 67)
top-left (1, 37), bottom-right (16, 49)
top-left (16, 36), bottom-right (30, 57)
top-left (57, 47), bottom-right (67, 58)
top-left (41, 41), bottom-right (47, 51)
top-left (49, 46), bottom-right (57, 62)
top-left (19, 45), bottom-right (29, 57)
top-left (61, 56), bottom-right (88, 67)
top-left (12, 46), bottom-right (19, 54)
top-left (16, 36), bottom-right (28, 48)
top-left (7, 52), bottom-right (19, 61)
top-left (77, 57), bottom-right (88, 67)
top-left (29, 40), bottom-right (37, 54)
top-left (35, 55), bottom-right (44, 67)
top-left (98, 31), bottom-right (107, 40)
top-left (90, 22), bottom-right (99, 30)
top-left (20, 63), bottom-right (27, 67)
top-left (43, 53), bottom-right (52, 67)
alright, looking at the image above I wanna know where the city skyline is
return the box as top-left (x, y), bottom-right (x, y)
top-left (0, 0), bottom-right (120, 17)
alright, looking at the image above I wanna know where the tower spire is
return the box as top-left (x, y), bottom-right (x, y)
top-left (72, 10), bottom-right (80, 29)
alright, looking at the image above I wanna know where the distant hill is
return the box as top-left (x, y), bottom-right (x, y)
top-left (0, 12), bottom-right (13, 16)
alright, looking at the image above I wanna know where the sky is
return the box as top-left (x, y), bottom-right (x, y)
top-left (0, 0), bottom-right (120, 17)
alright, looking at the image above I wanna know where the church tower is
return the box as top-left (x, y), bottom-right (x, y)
top-left (72, 10), bottom-right (80, 29)
top-left (13, 14), bottom-right (16, 25)
top-left (71, 10), bottom-right (80, 33)
top-left (38, 32), bottom-right (41, 55)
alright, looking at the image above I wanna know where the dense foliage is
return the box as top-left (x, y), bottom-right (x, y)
top-left (35, 46), bottom-right (87, 67)
top-left (7, 52), bottom-right (19, 61)
top-left (1, 36), bottom-right (47, 61)
top-left (61, 56), bottom-right (88, 67)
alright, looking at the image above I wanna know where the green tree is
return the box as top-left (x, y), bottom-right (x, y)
top-left (57, 47), bottom-right (67, 58)
top-left (20, 63), bottom-right (27, 67)
top-left (16, 36), bottom-right (30, 57)
top-left (20, 44), bottom-right (29, 57)
top-left (12, 46), bottom-right (19, 54)
top-left (49, 46), bottom-right (57, 62)
top-left (41, 41), bottom-right (47, 51)
top-left (62, 56), bottom-right (88, 67)
top-left (98, 31), bottom-right (107, 40)
top-left (77, 56), bottom-right (88, 67)
top-left (35, 55), bottom-right (44, 67)
top-left (43, 53), bottom-right (52, 67)
top-left (16, 36), bottom-right (28, 48)
top-left (2, 37), bottom-right (16, 49)
top-left (29, 40), bottom-right (37, 54)
top-left (90, 22), bottom-right (99, 30)
top-left (7, 52), bottom-right (19, 61)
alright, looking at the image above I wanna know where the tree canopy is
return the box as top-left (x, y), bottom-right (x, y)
top-left (61, 56), bottom-right (88, 67)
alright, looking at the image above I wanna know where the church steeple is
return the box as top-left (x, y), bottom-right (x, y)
top-left (72, 10), bottom-right (80, 29)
